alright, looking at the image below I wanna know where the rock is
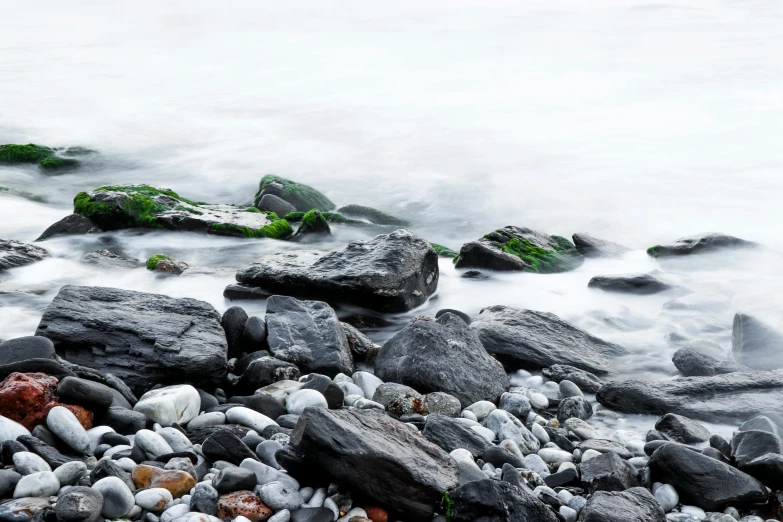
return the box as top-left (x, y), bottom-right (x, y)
top-left (37, 213), bottom-right (99, 241)
top-left (12, 451), bottom-right (50, 474)
top-left (484, 409), bottom-right (539, 454)
top-left (371, 383), bottom-right (424, 415)
top-left (0, 337), bottom-right (55, 365)
top-left (449, 479), bottom-right (559, 522)
top-left (265, 296), bottom-right (353, 377)
top-left (53, 461), bottom-right (86, 486)
top-left (222, 306), bottom-right (249, 360)
top-left (236, 230), bottom-right (439, 313)
top-left (186, 424), bottom-right (252, 445)
top-left (499, 392), bottom-right (531, 420)
top-left (98, 407), bottom-right (146, 435)
top-left (559, 380), bottom-right (583, 398)
top-left (731, 313), bottom-right (783, 370)
top-left (290, 408), bottom-right (458, 521)
top-left (92, 476), bottom-right (135, 518)
top-left (655, 414), bottom-right (711, 443)
top-left (0, 469), bottom-right (21, 497)
top-left (596, 370), bottom-right (783, 422)
top-left (243, 317), bottom-right (268, 351)
top-left (17, 435), bottom-right (83, 469)
top-left (351, 372), bottom-right (383, 401)
top-left (374, 313), bottom-right (508, 407)
top-left (0, 372), bottom-right (58, 430)
top-left (738, 452), bottom-right (783, 490)
top-left (435, 308), bottom-right (471, 325)
top-left (577, 487), bottom-right (665, 522)
top-left (0, 239), bottom-right (48, 270)
top-left (135, 429), bottom-right (174, 459)
top-left (258, 194), bottom-right (297, 218)
top-left (257, 481), bottom-right (303, 511)
top-left (471, 306), bottom-right (627, 374)
top-left (483, 445), bottom-right (524, 469)
top-left (253, 175), bottom-right (335, 212)
top-left (135, 488), bottom-right (173, 511)
top-left (572, 233), bottom-right (631, 258)
top-left (83, 249), bottom-right (140, 269)
top-left (134, 385), bottom-right (201, 427)
top-left (648, 443), bottom-right (768, 510)
top-left (46, 406), bottom-right (90, 453)
top-left (191, 482), bottom-right (220, 515)
top-left (13, 470), bottom-right (59, 498)
top-left (647, 233), bottom-right (756, 258)
top-left (73, 184), bottom-right (292, 238)
top-left (35, 285), bottom-right (228, 394)
top-left (286, 390), bottom-right (328, 415)
top-left (423, 392), bottom-right (461, 417)
top-left (225, 407), bottom-right (278, 433)
top-left (224, 284), bottom-right (273, 301)
top-left (579, 451), bottom-right (639, 493)
top-left (288, 507), bottom-right (334, 522)
top-left (558, 396), bottom-right (593, 423)
top-left (732, 429), bottom-right (783, 467)
top-left (201, 430), bottom-right (257, 465)
top-left (654, 483), bottom-right (678, 512)
top-left (131, 465), bottom-right (196, 498)
top-left (341, 324), bottom-right (378, 363)
top-left (0, 498), bottom-right (52, 521)
top-left (422, 414), bottom-right (491, 458)
top-left (542, 365), bottom-right (604, 393)
top-left (55, 486), bottom-right (104, 522)
top-left (588, 274), bottom-right (673, 295)
top-left (56, 376), bottom-right (114, 411)
top-left (336, 204), bottom-right (410, 226)
top-left (237, 357), bottom-right (301, 393)
top-left (454, 226), bottom-right (583, 273)
top-left (294, 209), bottom-right (331, 237)
top-left (216, 490), bottom-right (273, 522)
top-left (229, 394), bottom-right (285, 419)
top-left (672, 347), bottom-right (747, 377)
top-left (579, 439), bottom-right (634, 459)
top-left (212, 467), bottom-right (257, 493)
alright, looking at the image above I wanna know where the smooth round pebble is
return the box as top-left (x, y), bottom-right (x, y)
top-left (47, 406), bottom-right (91, 454)
top-left (92, 476), bottom-right (135, 518)
top-left (54, 461), bottom-right (87, 486)
top-left (529, 393), bottom-right (549, 410)
top-left (12, 452), bottom-right (50, 475)
top-left (188, 412), bottom-right (226, 429)
top-left (136, 488), bottom-right (174, 511)
top-left (13, 471), bottom-right (59, 498)
top-left (286, 389), bottom-right (328, 415)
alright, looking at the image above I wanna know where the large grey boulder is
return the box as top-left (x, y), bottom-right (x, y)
top-left (35, 285), bottom-right (228, 394)
top-left (577, 487), bottom-right (665, 522)
top-left (647, 232), bottom-right (756, 258)
top-left (265, 296), bottom-right (353, 377)
top-left (375, 313), bottom-right (508, 407)
top-left (732, 313), bottom-right (783, 370)
top-left (672, 346), bottom-right (748, 377)
top-left (0, 239), bottom-right (48, 270)
top-left (236, 230), bottom-right (439, 312)
top-left (471, 306), bottom-right (628, 374)
top-left (290, 408), bottom-right (458, 522)
top-left (572, 233), bottom-right (631, 258)
top-left (597, 370), bottom-right (783, 422)
top-left (454, 226), bottom-right (583, 273)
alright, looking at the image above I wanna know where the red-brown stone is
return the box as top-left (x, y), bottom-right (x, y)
top-left (364, 506), bottom-right (389, 522)
top-left (0, 373), bottom-right (59, 429)
top-left (216, 491), bottom-right (272, 522)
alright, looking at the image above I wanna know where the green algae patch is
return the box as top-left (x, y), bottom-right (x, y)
top-left (647, 245), bottom-right (660, 257)
top-left (254, 174), bottom-right (335, 212)
top-left (431, 243), bottom-right (458, 258)
top-left (295, 209), bottom-right (331, 236)
top-left (146, 254), bottom-right (172, 270)
top-left (210, 218), bottom-right (293, 239)
top-left (337, 204), bottom-right (411, 227)
top-left (0, 143), bottom-right (86, 171)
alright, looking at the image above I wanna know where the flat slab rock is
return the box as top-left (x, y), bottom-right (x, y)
top-left (455, 226), bottom-right (583, 273)
top-left (597, 369), bottom-right (783, 423)
top-left (647, 232), bottom-right (756, 258)
top-left (290, 407), bottom-right (458, 521)
top-left (236, 230), bottom-right (439, 312)
top-left (471, 306), bottom-right (628, 374)
top-left (588, 273), bottom-right (673, 295)
top-left (0, 239), bottom-right (48, 270)
top-left (572, 233), bottom-right (631, 258)
top-left (35, 285), bottom-right (228, 394)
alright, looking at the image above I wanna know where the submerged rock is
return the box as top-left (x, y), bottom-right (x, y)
top-left (146, 254), bottom-right (189, 274)
top-left (588, 274), bottom-right (673, 295)
top-left (336, 204), bottom-right (410, 226)
top-left (291, 408), bottom-right (458, 521)
top-left (375, 313), bottom-right (508, 407)
top-left (0, 239), bottom-right (48, 270)
top-left (541, 365), bottom-right (604, 393)
top-left (597, 369), bottom-right (783, 422)
top-left (253, 175), bottom-right (335, 212)
top-left (236, 230), bottom-right (438, 312)
top-left (471, 306), bottom-right (628, 374)
top-left (35, 285), bottom-right (228, 394)
top-left (672, 346), bottom-right (747, 377)
top-left (731, 313), bottom-right (783, 370)
top-left (82, 250), bottom-right (140, 269)
top-left (647, 232), bottom-right (756, 258)
top-left (572, 233), bottom-right (631, 258)
top-left (37, 214), bottom-right (101, 241)
top-left (0, 143), bottom-right (86, 171)
top-left (294, 209), bottom-right (331, 237)
top-left (73, 184), bottom-right (292, 239)
top-left (455, 226), bottom-right (583, 272)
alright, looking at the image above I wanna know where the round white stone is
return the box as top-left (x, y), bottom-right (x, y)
top-left (160, 503), bottom-right (190, 522)
top-left (135, 429), bottom-right (174, 459)
top-left (461, 409), bottom-right (478, 421)
top-left (529, 393), bottom-right (549, 410)
top-left (470, 425), bottom-right (496, 443)
top-left (53, 460), bottom-right (87, 486)
top-left (86, 425), bottom-right (115, 453)
top-left (538, 448), bottom-right (573, 465)
top-left (655, 484), bottom-right (679, 512)
top-left (135, 487), bottom-right (174, 511)
top-left (0, 416), bottom-right (30, 443)
top-left (46, 406), bottom-right (91, 454)
top-left (134, 385), bottom-right (201, 427)
top-left (12, 451), bottom-right (51, 474)
top-left (351, 371), bottom-right (383, 400)
top-left (226, 407), bottom-right (278, 432)
top-left (531, 423), bottom-right (550, 444)
top-left (465, 400), bottom-right (497, 421)
top-left (13, 471), bottom-right (59, 498)
top-left (286, 389), bottom-right (328, 415)
top-left (580, 449), bottom-right (602, 462)
top-left (156, 427), bottom-right (193, 452)
top-left (560, 505), bottom-right (578, 522)
top-left (258, 481), bottom-right (304, 511)
top-left (187, 412), bottom-right (225, 429)
top-left (93, 476), bottom-right (135, 518)
top-left (680, 505), bottom-right (706, 519)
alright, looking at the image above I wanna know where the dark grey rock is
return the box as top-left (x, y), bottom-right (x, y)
top-left (81, 250), bottom-right (140, 269)
top-left (648, 442), bottom-right (768, 511)
top-left (17, 435), bottom-right (85, 469)
top-left (739, 415), bottom-right (780, 435)
top-left (0, 336), bottom-right (55, 365)
top-left (90, 458), bottom-right (135, 492)
top-left (710, 434), bottom-right (732, 457)
top-left (253, 176), bottom-right (335, 212)
top-left (542, 364), bottom-right (604, 393)
top-left (301, 374), bottom-right (344, 409)
top-left (288, 507), bottom-right (335, 522)
top-left (234, 350), bottom-right (270, 375)
top-left (558, 396), bottom-right (593, 423)
top-left (739, 453), bottom-right (783, 490)
top-left (197, 389), bottom-right (219, 411)
top-left (572, 233), bottom-right (631, 258)
top-left (35, 285), bottom-right (228, 394)
top-left (57, 376), bottom-right (114, 411)
top-left (336, 204), bottom-right (410, 226)
top-left (257, 194), bottom-right (297, 217)
top-left (265, 295), bottom-right (353, 377)
top-left (236, 230), bottom-right (439, 313)
top-left (732, 429), bottom-right (783, 467)
top-left (482, 445), bottom-right (524, 469)
top-left (435, 308), bottom-right (471, 325)
top-left (55, 486), bottom-right (104, 522)
top-left (221, 306), bottom-right (248, 360)
top-left (340, 322), bottom-right (378, 363)
top-left (580, 451), bottom-right (639, 493)
top-left (101, 433), bottom-right (130, 447)
top-left (227, 394), bottom-right (285, 419)
top-left (732, 313), bottom-right (783, 370)
top-left (597, 370), bottom-right (783, 423)
top-left (242, 316), bottom-right (267, 352)
top-left (673, 346), bottom-right (747, 377)
top-left (577, 487), bottom-right (664, 522)
top-left (0, 469), bottom-right (21, 498)
top-left (190, 482), bottom-right (218, 516)
top-left (421, 414), bottom-right (491, 458)
top-left (37, 214), bottom-right (100, 241)
top-left (211, 466), bottom-right (257, 493)
top-left (588, 274), bottom-right (673, 295)
top-left (655, 413), bottom-right (710, 443)
top-left (544, 467), bottom-right (579, 488)
top-left (185, 425), bottom-right (251, 445)
top-left (449, 479), bottom-right (559, 522)
top-left (454, 226), bottom-right (583, 273)
top-left (647, 233), bottom-right (756, 258)
top-left (0, 239), bottom-right (48, 270)
top-left (235, 356), bottom-right (300, 394)
top-left (97, 407), bottom-right (146, 435)
top-left (223, 284), bottom-right (272, 301)
top-left (471, 306), bottom-right (628, 374)
top-left (290, 408), bottom-right (458, 521)
top-left (578, 439), bottom-right (634, 459)
top-left (201, 430), bottom-right (258, 465)
top-left (375, 313), bottom-right (508, 408)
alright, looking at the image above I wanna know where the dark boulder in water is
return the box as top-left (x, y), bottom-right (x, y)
top-left (454, 226), bottom-right (583, 272)
top-left (293, 209), bottom-right (331, 237)
top-left (37, 214), bottom-right (101, 241)
top-left (471, 305), bottom-right (628, 374)
top-left (35, 285), bottom-right (228, 394)
top-left (336, 204), bottom-right (410, 226)
top-left (236, 230), bottom-right (438, 312)
top-left (0, 144), bottom-right (87, 172)
top-left (647, 232), bottom-right (756, 258)
top-left (588, 273), bottom-right (673, 295)
top-left (253, 175), bottom-right (335, 212)
top-left (0, 239), bottom-right (48, 270)
top-left (572, 232), bottom-right (631, 258)
top-left (732, 313), bottom-right (783, 370)
top-left (672, 346), bottom-right (747, 377)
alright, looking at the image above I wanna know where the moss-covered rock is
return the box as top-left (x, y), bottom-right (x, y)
top-left (146, 254), bottom-right (188, 274)
top-left (337, 204), bottom-right (411, 227)
top-left (74, 184), bottom-right (292, 239)
top-left (454, 226), bottom-right (583, 273)
top-left (431, 243), bottom-right (459, 258)
top-left (0, 144), bottom-right (86, 171)
top-left (253, 175), bottom-right (335, 212)
top-left (295, 209), bottom-right (331, 237)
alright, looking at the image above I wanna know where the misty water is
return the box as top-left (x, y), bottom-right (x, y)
top-left (3, 0), bottom-right (783, 440)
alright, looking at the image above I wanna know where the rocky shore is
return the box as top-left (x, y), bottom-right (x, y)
top-left (1, 161), bottom-right (782, 522)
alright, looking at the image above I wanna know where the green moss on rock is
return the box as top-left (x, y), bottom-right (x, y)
top-left (284, 211), bottom-right (350, 224)
top-left (254, 174), bottom-right (335, 212)
top-left (647, 245), bottom-right (660, 257)
top-left (210, 219), bottom-right (293, 239)
top-left (295, 209), bottom-right (331, 236)
top-left (431, 243), bottom-right (459, 258)
top-left (0, 144), bottom-right (84, 171)
top-left (146, 254), bottom-right (172, 270)
top-left (337, 204), bottom-right (411, 226)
